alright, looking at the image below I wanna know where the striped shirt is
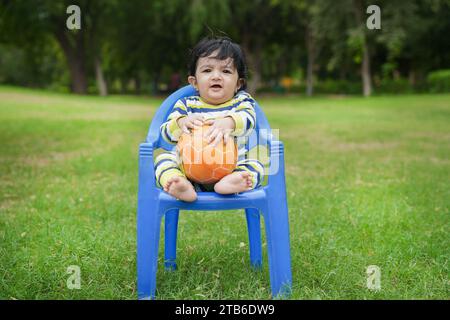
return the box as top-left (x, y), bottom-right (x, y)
top-left (160, 91), bottom-right (257, 158)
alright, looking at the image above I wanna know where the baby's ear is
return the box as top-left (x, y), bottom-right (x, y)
top-left (237, 78), bottom-right (245, 91)
top-left (188, 76), bottom-right (197, 89)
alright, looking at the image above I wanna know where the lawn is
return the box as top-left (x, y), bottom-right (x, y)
top-left (0, 85), bottom-right (449, 299)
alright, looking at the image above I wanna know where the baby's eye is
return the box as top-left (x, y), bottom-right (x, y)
top-left (202, 69), bottom-right (211, 73)
top-left (223, 69), bottom-right (232, 74)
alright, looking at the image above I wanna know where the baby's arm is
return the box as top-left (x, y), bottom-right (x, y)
top-left (160, 99), bottom-right (189, 144)
top-left (203, 93), bottom-right (257, 146)
top-left (161, 99), bottom-right (209, 144)
top-left (228, 92), bottom-right (257, 137)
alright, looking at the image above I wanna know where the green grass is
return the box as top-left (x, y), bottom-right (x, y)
top-left (0, 85), bottom-right (449, 299)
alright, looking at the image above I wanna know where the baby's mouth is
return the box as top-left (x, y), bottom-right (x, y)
top-left (210, 84), bottom-right (222, 89)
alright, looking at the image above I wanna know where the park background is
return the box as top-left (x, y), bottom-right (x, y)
top-left (0, 0), bottom-right (449, 299)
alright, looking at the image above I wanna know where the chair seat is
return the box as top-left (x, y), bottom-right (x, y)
top-left (158, 187), bottom-right (268, 211)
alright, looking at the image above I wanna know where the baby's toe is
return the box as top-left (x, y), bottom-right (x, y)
top-left (171, 176), bottom-right (180, 183)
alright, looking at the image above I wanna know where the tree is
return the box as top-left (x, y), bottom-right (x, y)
top-left (312, 0), bottom-right (374, 96)
top-left (352, 0), bottom-right (373, 96)
top-left (224, 0), bottom-right (284, 94)
top-left (0, 0), bottom-right (117, 94)
top-left (379, 0), bottom-right (450, 84)
top-left (273, 0), bottom-right (326, 96)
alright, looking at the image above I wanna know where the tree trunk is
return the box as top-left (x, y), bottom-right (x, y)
top-left (305, 24), bottom-right (316, 97)
top-left (69, 58), bottom-right (87, 94)
top-left (246, 53), bottom-right (262, 95)
top-left (353, 0), bottom-right (373, 97)
top-left (95, 57), bottom-right (108, 96)
top-left (408, 69), bottom-right (417, 87)
top-left (242, 37), bottom-right (262, 95)
top-left (135, 74), bottom-right (141, 95)
top-left (54, 30), bottom-right (87, 94)
top-left (361, 40), bottom-right (372, 96)
top-left (152, 70), bottom-right (160, 95)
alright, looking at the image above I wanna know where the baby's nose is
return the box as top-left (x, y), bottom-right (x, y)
top-left (211, 70), bottom-right (222, 79)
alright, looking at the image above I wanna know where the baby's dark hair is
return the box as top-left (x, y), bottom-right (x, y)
top-left (188, 37), bottom-right (248, 90)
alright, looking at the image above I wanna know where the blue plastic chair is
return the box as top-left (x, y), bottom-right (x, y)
top-left (137, 85), bottom-right (292, 299)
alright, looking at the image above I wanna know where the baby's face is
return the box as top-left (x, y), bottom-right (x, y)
top-left (189, 53), bottom-right (242, 105)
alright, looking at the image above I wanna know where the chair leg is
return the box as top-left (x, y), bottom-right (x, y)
top-left (137, 201), bottom-right (163, 300)
top-left (262, 200), bottom-right (292, 298)
top-left (164, 209), bottom-right (179, 270)
top-left (245, 208), bottom-right (262, 269)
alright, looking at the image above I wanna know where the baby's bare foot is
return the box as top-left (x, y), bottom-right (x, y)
top-left (164, 176), bottom-right (197, 202)
top-left (214, 171), bottom-right (253, 194)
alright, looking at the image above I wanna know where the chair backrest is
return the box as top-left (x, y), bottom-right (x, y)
top-left (146, 85), bottom-right (272, 151)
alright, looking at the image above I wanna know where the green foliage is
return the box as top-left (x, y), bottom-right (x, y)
top-left (0, 45), bottom-right (28, 84)
top-left (313, 79), bottom-right (362, 94)
top-left (427, 69), bottom-right (450, 93)
top-left (375, 78), bottom-right (414, 94)
top-left (258, 78), bottom-right (434, 95)
top-left (187, 0), bottom-right (231, 41)
top-left (0, 1), bottom-right (449, 95)
top-left (0, 41), bottom-right (68, 88)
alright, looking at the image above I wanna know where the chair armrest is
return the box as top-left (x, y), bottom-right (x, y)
top-left (267, 140), bottom-right (287, 190)
top-left (138, 142), bottom-right (157, 190)
top-left (139, 141), bottom-right (155, 155)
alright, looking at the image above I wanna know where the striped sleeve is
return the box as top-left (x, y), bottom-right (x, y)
top-left (229, 92), bottom-right (257, 137)
top-left (160, 99), bottom-right (188, 144)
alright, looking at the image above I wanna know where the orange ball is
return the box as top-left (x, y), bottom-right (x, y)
top-left (177, 125), bottom-right (237, 184)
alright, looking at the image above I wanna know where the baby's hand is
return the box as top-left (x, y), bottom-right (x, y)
top-left (177, 114), bottom-right (205, 134)
top-left (203, 117), bottom-right (236, 147)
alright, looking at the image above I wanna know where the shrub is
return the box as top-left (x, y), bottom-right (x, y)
top-left (314, 79), bottom-right (362, 95)
top-left (375, 78), bottom-right (414, 94)
top-left (427, 69), bottom-right (450, 93)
